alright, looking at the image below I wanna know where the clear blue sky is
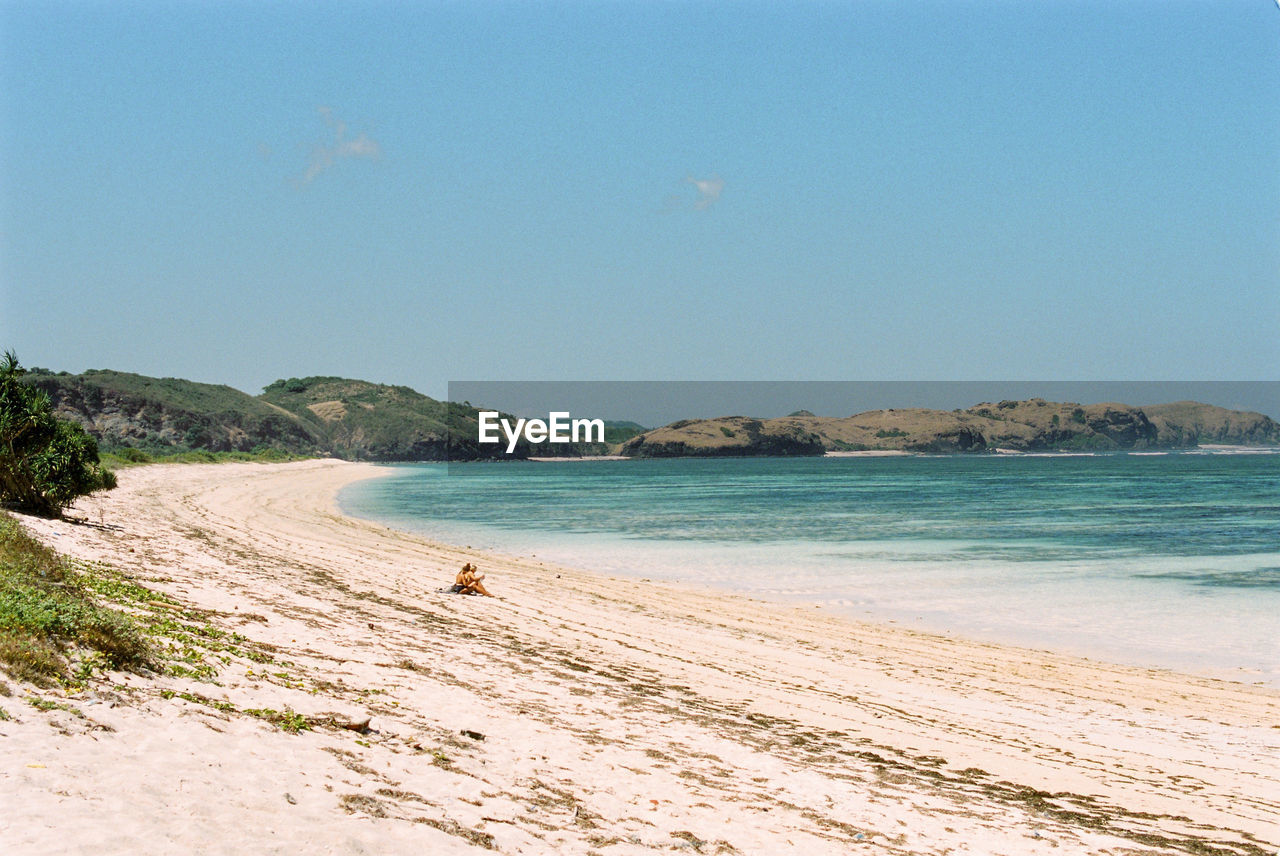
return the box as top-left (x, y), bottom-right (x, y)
top-left (2, 0), bottom-right (1278, 399)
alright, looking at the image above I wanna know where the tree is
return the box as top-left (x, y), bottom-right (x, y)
top-left (0, 351), bottom-right (116, 516)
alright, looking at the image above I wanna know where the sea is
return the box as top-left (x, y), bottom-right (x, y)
top-left (338, 451), bottom-right (1280, 685)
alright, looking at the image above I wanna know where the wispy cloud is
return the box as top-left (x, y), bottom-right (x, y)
top-left (297, 107), bottom-right (381, 186)
top-left (687, 174), bottom-right (724, 210)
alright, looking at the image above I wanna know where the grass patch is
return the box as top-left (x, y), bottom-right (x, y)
top-left (161, 689), bottom-right (237, 712)
top-left (99, 447), bottom-right (314, 469)
top-left (144, 612), bottom-right (277, 680)
top-left (0, 513), bottom-right (152, 685)
top-left (27, 695), bottom-right (83, 717)
top-left (244, 707), bottom-right (313, 733)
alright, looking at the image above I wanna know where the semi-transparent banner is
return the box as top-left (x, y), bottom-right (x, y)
top-left (439, 381), bottom-right (1280, 463)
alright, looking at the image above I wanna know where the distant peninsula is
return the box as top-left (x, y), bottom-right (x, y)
top-left (20, 368), bottom-right (1280, 460)
top-left (621, 399), bottom-right (1280, 457)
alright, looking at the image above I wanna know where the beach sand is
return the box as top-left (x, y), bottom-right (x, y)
top-left (3, 460), bottom-right (1278, 855)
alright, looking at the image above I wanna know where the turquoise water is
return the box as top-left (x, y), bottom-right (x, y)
top-left (339, 452), bottom-right (1280, 683)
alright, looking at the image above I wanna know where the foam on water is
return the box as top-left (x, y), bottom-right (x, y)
top-left (340, 452), bottom-right (1280, 684)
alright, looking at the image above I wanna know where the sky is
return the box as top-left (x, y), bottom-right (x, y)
top-left (2, 0), bottom-right (1278, 401)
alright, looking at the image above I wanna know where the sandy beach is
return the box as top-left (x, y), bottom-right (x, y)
top-left (3, 460), bottom-right (1278, 855)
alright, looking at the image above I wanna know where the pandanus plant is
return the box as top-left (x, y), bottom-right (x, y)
top-left (0, 351), bottom-right (115, 516)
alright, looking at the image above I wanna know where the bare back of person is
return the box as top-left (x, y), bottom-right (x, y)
top-left (452, 562), bottom-right (495, 597)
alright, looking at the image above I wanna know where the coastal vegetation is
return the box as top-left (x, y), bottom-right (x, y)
top-left (260, 376), bottom-right (504, 461)
top-left (1, 353), bottom-right (117, 516)
top-left (0, 512), bottom-right (150, 685)
top-left (0, 506), bottom-right (299, 706)
top-left (99, 448), bottom-right (308, 469)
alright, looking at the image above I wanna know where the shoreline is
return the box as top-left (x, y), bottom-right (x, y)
top-left (340, 460), bottom-right (1280, 688)
top-left (5, 460), bottom-right (1278, 854)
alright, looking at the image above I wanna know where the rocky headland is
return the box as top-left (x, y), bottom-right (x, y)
top-left (622, 399), bottom-right (1280, 457)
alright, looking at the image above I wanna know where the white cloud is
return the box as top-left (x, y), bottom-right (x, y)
top-left (687, 174), bottom-right (724, 210)
top-left (298, 107), bottom-right (382, 185)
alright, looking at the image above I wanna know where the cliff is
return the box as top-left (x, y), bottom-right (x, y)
top-left (1141, 401), bottom-right (1280, 447)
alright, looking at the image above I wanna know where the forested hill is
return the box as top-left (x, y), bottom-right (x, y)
top-left (21, 370), bottom-right (544, 461)
top-left (24, 370), bottom-right (324, 455)
top-left (258, 376), bottom-right (519, 461)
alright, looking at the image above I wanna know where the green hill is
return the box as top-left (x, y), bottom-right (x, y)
top-left (259, 376), bottom-right (531, 461)
top-left (260, 377), bottom-right (634, 459)
top-left (24, 370), bottom-right (536, 461)
top-left (24, 369), bottom-right (324, 454)
top-left (601, 420), bottom-right (647, 444)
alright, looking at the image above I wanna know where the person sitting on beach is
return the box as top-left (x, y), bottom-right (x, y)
top-left (450, 562), bottom-right (494, 597)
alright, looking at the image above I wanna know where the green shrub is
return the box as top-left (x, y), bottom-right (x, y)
top-left (266, 377), bottom-right (311, 394)
top-left (1061, 432), bottom-right (1112, 451)
top-left (183, 426), bottom-right (211, 447)
top-left (1, 352), bottom-right (116, 516)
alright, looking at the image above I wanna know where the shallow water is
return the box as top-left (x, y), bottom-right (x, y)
top-left (339, 452), bottom-right (1280, 684)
